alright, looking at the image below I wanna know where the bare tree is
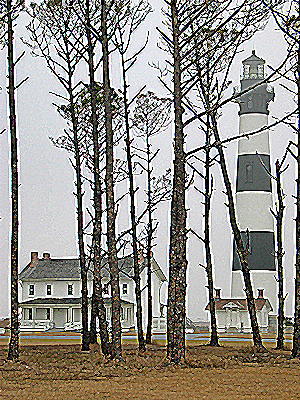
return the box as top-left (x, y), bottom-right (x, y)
top-left (113, 0), bottom-right (151, 352)
top-left (101, 0), bottom-right (122, 359)
top-left (158, 0), bottom-right (282, 360)
top-left (132, 91), bottom-right (171, 344)
top-left (2, 0), bottom-right (25, 362)
top-left (264, 0), bottom-right (300, 357)
top-left (273, 158), bottom-right (287, 349)
top-left (26, 0), bottom-right (91, 351)
top-left (51, 82), bottom-right (121, 355)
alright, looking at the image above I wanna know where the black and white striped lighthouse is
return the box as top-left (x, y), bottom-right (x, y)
top-left (231, 51), bottom-right (277, 311)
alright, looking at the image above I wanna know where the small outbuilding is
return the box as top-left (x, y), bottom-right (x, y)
top-left (205, 289), bottom-right (273, 333)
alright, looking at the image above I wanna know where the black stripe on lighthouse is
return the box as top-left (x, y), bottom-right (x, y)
top-left (236, 154), bottom-right (271, 192)
top-left (232, 231), bottom-right (275, 271)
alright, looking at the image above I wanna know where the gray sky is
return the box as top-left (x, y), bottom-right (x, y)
top-left (0, 2), bottom-right (297, 320)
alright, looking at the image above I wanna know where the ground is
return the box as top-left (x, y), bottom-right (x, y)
top-left (0, 340), bottom-right (299, 399)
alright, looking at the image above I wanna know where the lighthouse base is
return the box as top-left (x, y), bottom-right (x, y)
top-left (231, 270), bottom-right (277, 314)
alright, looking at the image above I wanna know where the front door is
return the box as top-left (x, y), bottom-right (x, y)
top-left (53, 308), bottom-right (68, 328)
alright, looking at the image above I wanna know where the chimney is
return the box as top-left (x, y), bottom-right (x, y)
top-left (258, 289), bottom-right (264, 299)
top-left (215, 288), bottom-right (221, 299)
top-left (43, 252), bottom-right (51, 260)
top-left (30, 252), bottom-right (39, 267)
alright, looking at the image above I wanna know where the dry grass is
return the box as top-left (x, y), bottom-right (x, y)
top-left (0, 343), bottom-right (299, 399)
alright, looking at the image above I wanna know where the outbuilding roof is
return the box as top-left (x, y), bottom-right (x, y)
top-left (205, 298), bottom-right (272, 312)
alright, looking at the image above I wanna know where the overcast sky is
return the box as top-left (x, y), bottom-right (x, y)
top-left (0, 1), bottom-right (297, 321)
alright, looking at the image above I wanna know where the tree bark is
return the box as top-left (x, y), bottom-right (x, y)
top-left (101, 0), bottom-right (122, 360)
top-left (292, 25), bottom-right (300, 357)
top-left (211, 113), bottom-right (264, 349)
top-left (167, 0), bottom-right (187, 364)
top-left (7, 0), bottom-right (19, 362)
top-left (275, 160), bottom-right (285, 349)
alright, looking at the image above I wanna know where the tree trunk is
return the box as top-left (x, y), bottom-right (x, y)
top-left (211, 113), bottom-right (264, 349)
top-left (85, 0), bottom-right (111, 353)
top-left (275, 160), bottom-right (285, 350)
top-left (167, 0), bottom-right (187, 364)
top-left (121, 53), bottom-right (145, 352)
top-left (292, 28), bottom-right (300, 357)
top-left (65, 53), bottom-right (89, 353)
top-left (205, 114), bottom-right (218, 347)
top-left (101, 0), bottom-right (122, 360)
top-left (146, 134), bottom-right (153, 345)
top-left (7, 0), bottom-right (19, 362)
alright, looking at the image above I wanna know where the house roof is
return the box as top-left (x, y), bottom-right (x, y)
top-left (20, 297), bottom-right (134, 306)
top-left (19, 255), bottom-right (167, 282)
top-left (205, 298), bottom-right (272, 312)
top-left (0, 318), bottom-right (10, 328)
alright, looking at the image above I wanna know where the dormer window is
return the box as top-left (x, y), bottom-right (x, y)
top-left (122, 283), bottom-right (128, 295)
top-left (29, 284), bottom-right (34, 296)
top-left (46, 284), bottom-right (52, 295)
top-left (68, 284), bottom-right (73, 295)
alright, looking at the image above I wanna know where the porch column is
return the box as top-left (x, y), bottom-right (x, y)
top-left (68, 307), bottom-right (72, 322)
top-left (50, 308), bottom-right (54, 322)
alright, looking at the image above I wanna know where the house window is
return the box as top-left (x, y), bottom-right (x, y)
top-left (46, 308), bottom-right (50, 320)
top-left (245, 163), bottom-right (253, 183)
top-left (29, 284), bottom-right (34, 296)
top-left (122, 283), bottom-right (128, 295)
top-left (46, 284), bottom-right (52, 295)
top-left (121, 307), bottom-right (124, 320)
top-left (68, 284), bottom-right (73, 295)
top-left (103, 284), bottom-right (109, 295)
top-left (28, 308), bottom-right (33, 320)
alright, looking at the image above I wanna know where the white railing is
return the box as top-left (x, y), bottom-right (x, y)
top-left (64, 321), bottom-right (82, 331)
top-left (20, 320), bottom-right (54, 331)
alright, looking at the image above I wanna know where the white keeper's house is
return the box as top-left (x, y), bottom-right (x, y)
top-left (19, 251), bottom-right (167, 332)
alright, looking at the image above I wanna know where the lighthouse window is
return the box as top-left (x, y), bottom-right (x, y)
top-left (258, 65), bottom-right (264, 78)
top-left (246, 163), bottom-right (253, 183)
top-left (243, 64), bottom-right (250, 79)
top-left (248, 96), bottom-right (253, 109)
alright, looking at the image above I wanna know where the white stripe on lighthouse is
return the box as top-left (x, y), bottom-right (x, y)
top-left (236, 192), bottom-right (274, 231)
top-left (238, 114), bottom-right (270, 155)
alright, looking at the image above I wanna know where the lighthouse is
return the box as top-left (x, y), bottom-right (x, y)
top-left (231, 51), bottom-right (277, 312)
